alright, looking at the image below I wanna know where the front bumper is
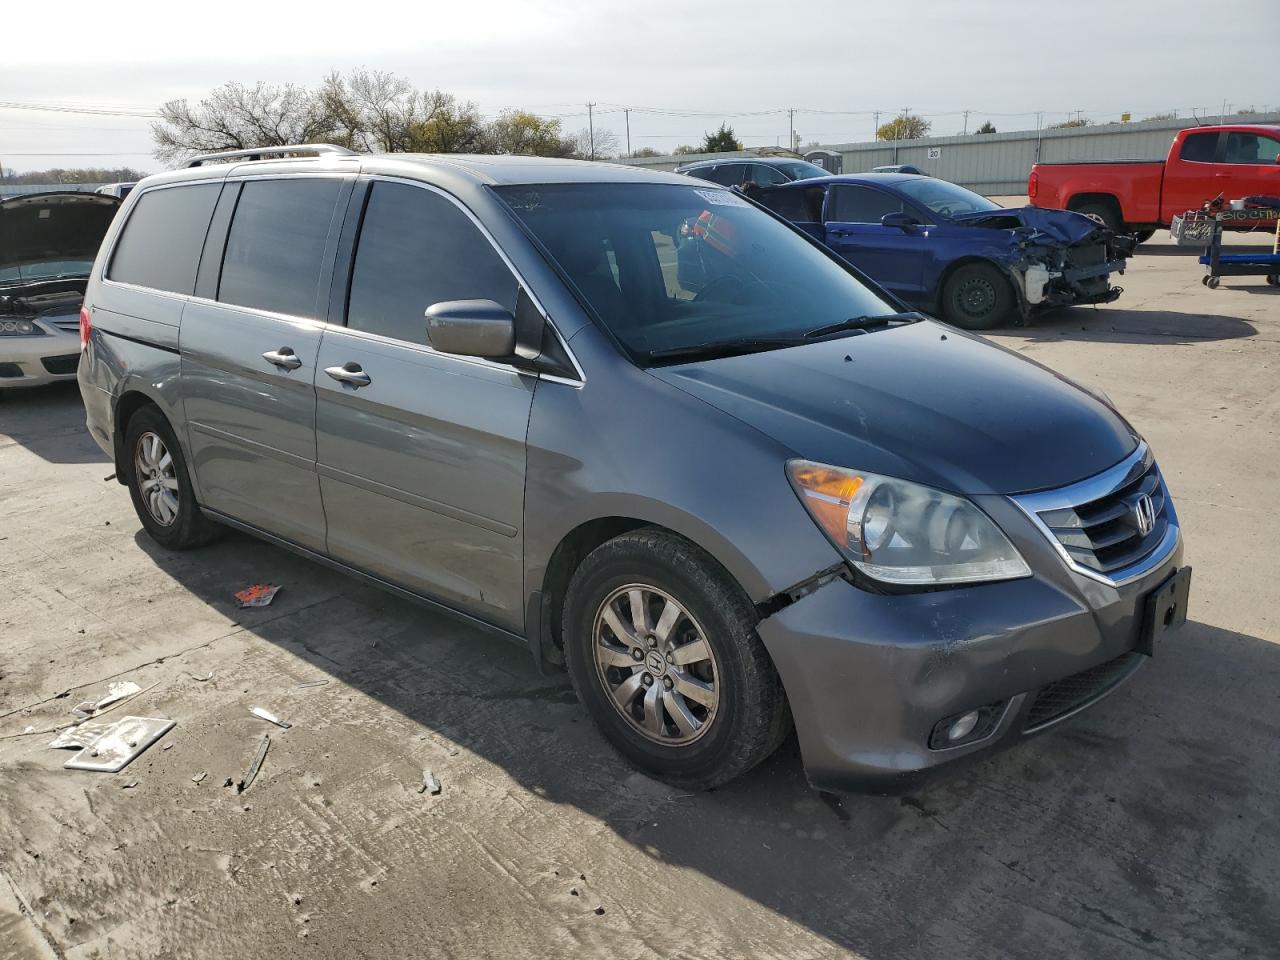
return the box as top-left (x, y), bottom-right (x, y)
top-left (758, 505), bottom-right (1183, 794)
top-left (0, 323), bottom-right (80, 388)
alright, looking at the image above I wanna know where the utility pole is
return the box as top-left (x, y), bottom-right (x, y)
top-left (873, 111), bottom-right (880, 141)
top-left (788, 108), bottom-right (795, 152)
top-left (963, 109), bottom-right (970, 135)
top-left (587, 102), bottom-right (596, 160)
top-left (624, 108), bottom-right (631, 158)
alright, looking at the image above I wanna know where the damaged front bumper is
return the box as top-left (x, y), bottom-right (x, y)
top-left (756, 513), bottom-right (1182, 795)
top-left (1022, 258), bottom-right (1127, 310)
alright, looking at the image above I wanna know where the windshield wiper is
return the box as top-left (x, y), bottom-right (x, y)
top-left (803, 311), bottom-right (926, 339)
top-left (646, 336), bottom-right (811, 362)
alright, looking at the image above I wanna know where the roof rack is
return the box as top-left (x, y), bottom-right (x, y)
top-left (185, 144), bottom-right (357, 168)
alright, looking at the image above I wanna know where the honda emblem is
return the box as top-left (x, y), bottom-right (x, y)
top-left (1132, 494), bottom-right (1156, 536)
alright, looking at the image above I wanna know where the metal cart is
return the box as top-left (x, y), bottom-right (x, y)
top-left (1171, 206), bottom-right (1280, 288)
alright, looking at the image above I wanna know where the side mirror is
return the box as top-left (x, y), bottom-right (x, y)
top-left (881, 211), bottom-right (918, 230)
top-left (424, 300), bottom-right (515, 358)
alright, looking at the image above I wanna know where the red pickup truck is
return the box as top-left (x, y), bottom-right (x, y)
top-left (1028, 124), bottom-right (1280, 239)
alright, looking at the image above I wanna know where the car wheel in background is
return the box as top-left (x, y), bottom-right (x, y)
top-left (1073, 200), bottom-right (1123, 234)
top-left (123, 406), bottom-right (222, 550)
top-left (941, 262), bottom-right (1015, 330)
top-left (562, 528), bottom-right (790, 789)
top-left (1132, 229), bottom-right (1156, 243)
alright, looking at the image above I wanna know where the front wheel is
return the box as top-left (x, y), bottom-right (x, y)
top-left (562, 528), bottom-right (790, 789)
top-left (941, 262), bottom-right (1015, 330)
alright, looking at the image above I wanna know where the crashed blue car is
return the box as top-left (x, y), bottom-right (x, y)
top-left (745, 173), bottom-right (1134, 329)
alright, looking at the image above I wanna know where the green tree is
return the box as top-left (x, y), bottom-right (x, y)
top-left (630, 147), bottom-right (661, 158)
top-left (974, 121), bottom-right (997, 135)
top-left (700, 123), bottom-right (742, 153)
top-left (484, 110), bottom-right (576, 157)
top-left (1142, 112), bottom-right (1178, 122)
top-left (672, 145), bottom-right (701, 155)
top-left (1048, 117), bottom-right (1092, 129)
top-left (876, 113), bottom-right (931, 141)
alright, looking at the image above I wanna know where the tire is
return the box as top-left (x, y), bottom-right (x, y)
top-left (1132, 229), bottom-right (1156, 244)
top-left (122, 405), bottom-right (222, 550)
top-left (1206, 276), bottom-right (1220, 289)
top-left (941, 262), bottom-right (1015, 330)
top-left (562, 528), bottom-right (790, 790)
top-left (1073, 200), bottom-right (1123, 234)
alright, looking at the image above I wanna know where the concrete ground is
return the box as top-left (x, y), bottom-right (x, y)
top-left (1, 232), bottom-right (1277, 960)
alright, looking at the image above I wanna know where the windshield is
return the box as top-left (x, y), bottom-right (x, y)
top-left (494, 182), bottom-right (896, 362)
top-left (0, 259), bottom-right (95, 283)
top-left (776, 160), bottom-right (830, 180)
top-left (896, 178), bottom-right (1001, 217)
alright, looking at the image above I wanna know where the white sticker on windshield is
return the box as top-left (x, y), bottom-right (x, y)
top-left (694, 188), bottom-right (750, 208)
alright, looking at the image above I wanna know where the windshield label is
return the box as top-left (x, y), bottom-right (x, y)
top-left (694, 188), bottom-right (750, 208)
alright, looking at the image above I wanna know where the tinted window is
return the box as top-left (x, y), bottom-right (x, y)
top-left (494, 183), bottom-right (895, 361)
top-left (751, 164), bottom-right (790, 186)
top-left (109, 184), bottom-right (220, 294)
top-left (701, 164), bottom-right (746, 187)
top-left (895, 178), bottom-right (999, 217)
top-left (346, 182), bottom-right (516, 346)
top-left (1180, 132), bottom-right (1218, 163)
top-left (1223, 132), bottom-right (1280, 165)
top-left (829, 185), bottom-right (905, 223)
top-left (218, 178), bottom-right (341, 317)
top-left (760, 186), bottom-right (822, 222)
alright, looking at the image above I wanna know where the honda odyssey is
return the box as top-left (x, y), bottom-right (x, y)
top-left (78, 145), bottom-right (1190, 792)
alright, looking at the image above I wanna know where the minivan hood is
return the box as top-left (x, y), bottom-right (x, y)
top-left (0, 191), bottom-right (120, 283)
top-left (650, 321), bottom-right (1137, 495)
top-left (948, 205), bottom-right (1104, 245)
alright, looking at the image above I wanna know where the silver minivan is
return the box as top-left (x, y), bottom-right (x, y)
top-left (79, 145), bottom-right (1189, 793)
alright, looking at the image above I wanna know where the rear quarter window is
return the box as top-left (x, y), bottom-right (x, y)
top-left (1179, 132), bottom-right (1219, 163)
top-left (108, 183), bottom-right (221, 294)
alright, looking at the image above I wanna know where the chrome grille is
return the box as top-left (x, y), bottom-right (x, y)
top-left (1013, 444), bottom-right (1178, 584)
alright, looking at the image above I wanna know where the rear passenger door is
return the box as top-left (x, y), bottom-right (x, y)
top-left (313, 179), bottom-right (535, 631)
top-left (180, 175), bottom-right (351, 552)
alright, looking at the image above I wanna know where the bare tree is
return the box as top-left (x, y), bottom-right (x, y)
top-left (151, 82), bottom-right (337, 165)
top-left (572, 126), bottom-right (620, 159)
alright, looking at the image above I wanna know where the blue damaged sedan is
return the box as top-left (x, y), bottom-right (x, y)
top-left (747, 173), bottom-right (1135, 329)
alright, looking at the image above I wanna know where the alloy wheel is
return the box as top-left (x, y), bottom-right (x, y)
top-left (592, 583), bottom-right (720, 745)
top-left (134, 431), bottom-right (179, 526)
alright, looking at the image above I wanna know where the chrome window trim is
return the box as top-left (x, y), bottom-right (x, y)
top-left (1010, 442), bottom-right (1181, 588)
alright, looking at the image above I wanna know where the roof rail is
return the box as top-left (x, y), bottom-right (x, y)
top-left (185, 144), bottom-right (357, 168)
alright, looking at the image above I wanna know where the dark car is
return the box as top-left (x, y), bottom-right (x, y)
top-left (80, 146), bottom-right (1186, 794)
top-left (751, 173), bottom-right (1134, 329)
top-left (1, 191), bottom-right (121, 389)
top-left (676, 155), bottom-right (831, 189)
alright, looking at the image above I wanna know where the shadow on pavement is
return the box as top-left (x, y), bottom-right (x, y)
top-left (1008, 307), bottom-right (1256, 345)
top-left (0, 381), bottom-right (108, 465)
top-left (133, 525), bottom-right (1280, 959)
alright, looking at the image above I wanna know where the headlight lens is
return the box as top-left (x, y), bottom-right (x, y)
top-left (0, 318), bottom-right (42, 336)
top-left (787, 460), bottom-right (1031, 586)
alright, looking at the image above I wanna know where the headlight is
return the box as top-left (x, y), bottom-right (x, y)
top-left (0, 318), bottom-right (43, 336)
top-left (787, 460), bottom-right (1031, 586)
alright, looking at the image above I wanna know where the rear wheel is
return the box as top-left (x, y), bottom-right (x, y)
top-left (941, 262), bottom-right (1015, 330)
top-left (1072, 200), bottom-right (1123, 234)
top-left (562, 528), bottom-right (790, 789)
top-left (123, 406), bottom-right (222, 550)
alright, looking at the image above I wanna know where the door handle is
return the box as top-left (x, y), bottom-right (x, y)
top-left (325, 361), bottom-right (371, 388)
top-left (262, 347), bottom-right (302, 370)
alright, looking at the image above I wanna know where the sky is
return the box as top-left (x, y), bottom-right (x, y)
top-left (0, 0), bottom-right (1275, 174)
